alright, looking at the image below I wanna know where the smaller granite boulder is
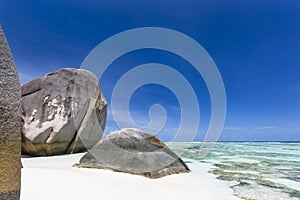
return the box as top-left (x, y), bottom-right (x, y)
top-left (75, 128), bottom-right (190, 178)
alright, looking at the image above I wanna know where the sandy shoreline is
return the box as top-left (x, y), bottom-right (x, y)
top-left (21, 153), bottom-right (239, 200)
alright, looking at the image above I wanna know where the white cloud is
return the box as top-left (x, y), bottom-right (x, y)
top-left (255, 126), bottom-right (275, 130)
top-left (223, 126), bottom-right (243, 131)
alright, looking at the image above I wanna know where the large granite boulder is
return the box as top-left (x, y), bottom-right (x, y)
top-left (0, 26), bottom-right (22, 200)
top-left (21, 68), bottom-right (107, 156)
top-left (75, 128), bottom-right (190, 178)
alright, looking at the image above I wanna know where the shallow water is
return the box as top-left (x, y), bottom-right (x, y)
top-left (168, 142), bottom-right (300, 200)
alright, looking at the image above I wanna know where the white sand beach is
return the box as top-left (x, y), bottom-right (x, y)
top-left (21, 153), bottom-right (239, 200)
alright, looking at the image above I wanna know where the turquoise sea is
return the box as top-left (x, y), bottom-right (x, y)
top-left (168, 142), bottom-right (300, 200)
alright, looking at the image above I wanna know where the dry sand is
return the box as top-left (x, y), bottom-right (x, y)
top-left (21, 153), bottom-right (239, 200)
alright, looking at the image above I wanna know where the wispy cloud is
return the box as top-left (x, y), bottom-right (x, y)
top-left (223, 126), bottom-right (243, 131)
top-left (255, 126), bottom-right (275, 130)
top-left (289, 120), bottom-right (300, 127)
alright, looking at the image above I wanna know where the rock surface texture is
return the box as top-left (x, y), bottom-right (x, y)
top-left (21, 68), bottom-right (107, 156)
top-left (0, 26), bottom-right (22, 200)
top-left (76, 128), bottom-right (190, 178)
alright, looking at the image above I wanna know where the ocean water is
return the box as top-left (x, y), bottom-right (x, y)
top-left (168, 142), bottom-right (300, 200)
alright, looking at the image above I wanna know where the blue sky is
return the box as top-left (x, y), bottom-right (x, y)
top-left (0, 0), bottom-right (300, 141)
